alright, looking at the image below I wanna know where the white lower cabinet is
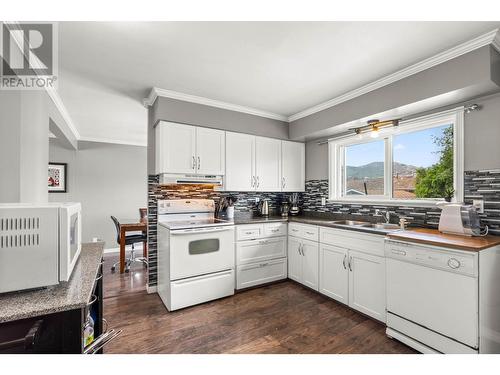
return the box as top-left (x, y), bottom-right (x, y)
top-left (319, 227), bottom-right (386, 322)
top-left (236, 223), bottom-right (287, 289)
top-left (288, 225), bottom-right (319, 291)
top-left (348, 250), bottom-right (386, 322)
top-left (319, 244), bottom-right (349, 304)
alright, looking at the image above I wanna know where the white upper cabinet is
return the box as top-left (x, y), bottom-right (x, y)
top-left (155, 121), bottom-right (225, 175)
top-left (156, 122), bottom-right (305, 192)
top-left (156, 122), bottom-right (196, 174)
top-left (225, 132), bottom-right (255, 191)
top-left (196, 127), bottom-right (225, 175)
top-left (255, 136), bottom-right (281, 192)
top-left (281, 141), bottom-right (305, 192)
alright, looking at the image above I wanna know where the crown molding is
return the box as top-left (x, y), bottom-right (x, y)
top-left (288, 28), bottom-right (500, 122)
top-left (144, 87), bottom-right (288, 122)
top-left (45, 88), bottom-right (81, 140)
top-left (78, 136), bottom-right (147, 147)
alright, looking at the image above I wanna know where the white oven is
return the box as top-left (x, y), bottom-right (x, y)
top-left (156, 199), bottom-right (236, 311)
top-left (169, 226), bottom-right (234, 280)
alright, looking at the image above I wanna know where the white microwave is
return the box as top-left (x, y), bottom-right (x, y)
top-left (0, 202), bottom-right (82, 294)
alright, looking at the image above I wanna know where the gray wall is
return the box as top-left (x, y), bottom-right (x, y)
top-left (49, 140), bottom-right (147, 248)
top-left (290, 46), bottom-right (500, 141)
top-left (305, 92), bottom-right (500, 180)
top-left (148, 96), bottom-right (289, 174)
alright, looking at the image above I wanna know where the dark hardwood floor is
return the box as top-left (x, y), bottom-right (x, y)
top-left (102, 254), bottom-right (416, 354)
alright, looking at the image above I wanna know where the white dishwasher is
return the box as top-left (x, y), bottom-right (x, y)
top-left (385, 239), bottom-right (479, 354)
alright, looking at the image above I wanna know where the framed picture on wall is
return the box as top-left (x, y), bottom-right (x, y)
top-left (48, 162), bottom-right (67, 193)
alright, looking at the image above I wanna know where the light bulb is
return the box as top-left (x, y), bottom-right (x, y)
top-left (370, 128), bottom-right (379, 138)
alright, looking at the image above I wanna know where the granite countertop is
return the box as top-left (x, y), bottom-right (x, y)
top-left (0, 242), bottom-right (104, 324)
top-left (232, 214), bottom-right (398, 235)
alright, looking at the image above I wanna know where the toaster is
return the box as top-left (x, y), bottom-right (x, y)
top-left (437, 202), bottom-right (482, 236)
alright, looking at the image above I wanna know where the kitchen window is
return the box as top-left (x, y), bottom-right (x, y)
top-left (328, 108), bottom-right (464, 205)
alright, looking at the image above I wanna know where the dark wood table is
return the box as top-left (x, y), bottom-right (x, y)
top-left (117, 218), bottom-right (147, 274)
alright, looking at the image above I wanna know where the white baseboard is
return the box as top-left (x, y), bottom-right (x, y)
top-left (147, 285), bottom-right (157, 294)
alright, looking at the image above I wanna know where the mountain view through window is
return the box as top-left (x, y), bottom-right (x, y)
top-left (343, 124), bottom-right (454, 200)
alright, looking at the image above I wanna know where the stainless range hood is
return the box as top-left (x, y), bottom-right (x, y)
top-left (159, 174), bottom-right (224, 186)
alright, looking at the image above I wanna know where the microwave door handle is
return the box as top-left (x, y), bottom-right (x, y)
top-left (170, 227), bottom-right (234, 235)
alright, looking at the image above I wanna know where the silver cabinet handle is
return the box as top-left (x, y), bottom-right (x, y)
top-left (342, 254), bottom-right (347, 270)
top-left (259, 263), bottom-right (269, 267)
top-left (281, 177), bottom-right (285, 189)
top-left (251, 176), bottom-right (255, 187)
top-left (348, 256), bottom-right (353, 272)
top-left (256, 176), bottom-right (260, 188)
top-left (197, 156), bottom-right (200, 170)
top-left (192, 156), bottom-right (196, 170)
top-left (306, 231), bottom-right (314, 235)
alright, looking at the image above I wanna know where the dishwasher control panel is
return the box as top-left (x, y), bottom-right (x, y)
top-left (384, 239), bottom-right (477, 277)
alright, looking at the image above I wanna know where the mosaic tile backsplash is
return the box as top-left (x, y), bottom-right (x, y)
top-left (303, 170), bottom-right (500, 234)
top-left (147, 169), bottom-right (500, 287)
top-left (302, 179), bottom-right (443, 227)
top-left (464, 169), bottom-right (500, 236)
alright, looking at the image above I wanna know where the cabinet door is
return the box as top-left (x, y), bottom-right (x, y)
top-left (301, 239), bottom-right (319, 291)
top-left (225, 132), bottom-right (255, 191)
top-left (348, 250), bottom-right (386, 322)
top-left (255, 136), bottom-right (281, 191)
top-left (195, 127), bottom-right (225, 175)
top-left (156, 122), bottom-right (196, 174)
top-left (319, 244), bottom-right (349, 304)
top-left (281, 141), bottom-right (305, 192)
top-left (287, 236), bottom-right (302, 283)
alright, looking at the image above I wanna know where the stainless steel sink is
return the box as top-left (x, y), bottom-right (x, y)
top-left (365, 223), bottom-right (401, 230)
top-left (330, 220), bottom-right (371, 226)
top-left (329, 220), bottom-right (401, 232)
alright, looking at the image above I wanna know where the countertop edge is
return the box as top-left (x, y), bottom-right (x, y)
top-left (0, 242), bottom-right (104, 324)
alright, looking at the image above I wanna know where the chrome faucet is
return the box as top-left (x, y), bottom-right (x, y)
top-left (375, 209), bottom-right (391, 223)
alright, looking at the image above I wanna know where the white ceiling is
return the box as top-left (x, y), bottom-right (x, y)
top-left (58, 21), bottom-right (500, 145)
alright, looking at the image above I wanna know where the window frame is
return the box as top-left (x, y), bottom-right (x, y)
top-left (328, 107), bottom-right (464, 207)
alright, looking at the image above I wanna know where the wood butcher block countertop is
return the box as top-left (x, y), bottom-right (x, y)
top-left (387, 228), bottom-right (500, 252)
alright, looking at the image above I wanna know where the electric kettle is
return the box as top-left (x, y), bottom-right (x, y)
top-left (258, 199), bottom-right (269, 217)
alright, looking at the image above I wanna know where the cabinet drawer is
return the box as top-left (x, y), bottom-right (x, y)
top-left (236, 237), bottom-right (286, 265)
top-left (236, 225), bottom-right (263, 240)
top-left (263, 222), bottom-right (287, 237)
top-left (320, 227), bottom-right (385, 257)
top-left (288, 223), bottom-right (319, 242)
top-left (236, 258), bottom-right (287, 289)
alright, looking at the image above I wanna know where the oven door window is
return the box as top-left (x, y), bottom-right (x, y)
top-left (188, 238), bottom-right (220, 255)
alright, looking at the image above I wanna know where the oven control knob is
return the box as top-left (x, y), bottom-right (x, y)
top-left (447, 258), bottom-right (461, 269)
